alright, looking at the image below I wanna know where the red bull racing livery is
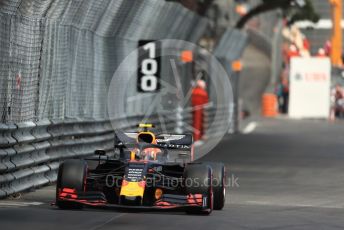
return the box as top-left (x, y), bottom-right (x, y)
top-left (55, 124), bottom-right (226, 215)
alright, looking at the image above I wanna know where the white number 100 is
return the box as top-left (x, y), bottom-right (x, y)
top-left (140, 43), bottom-right (158, 92)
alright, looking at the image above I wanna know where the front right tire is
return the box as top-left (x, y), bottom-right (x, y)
top-left (206, 162), bottom-right (226, 210)
top-left (184, 164), bottom-right (213, 215)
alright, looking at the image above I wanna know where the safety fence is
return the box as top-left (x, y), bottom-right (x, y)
top-left (229, 0), bottom-right (284, 84)
top-left (0, 0), bottom-right (208, 123)
top-left (214, 28), bottom-right (249, 133)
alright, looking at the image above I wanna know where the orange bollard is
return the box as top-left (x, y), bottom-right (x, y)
top-left (192, 108), bottom-right (203, 141)
top-left (191, 81), bottom-right (209, 141)
top-left (262, 93), bottom-right (278, 117)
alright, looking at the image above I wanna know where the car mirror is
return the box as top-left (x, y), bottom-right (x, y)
top-left (95, 150), bottom-right (106, 156)
top-left (178, 152), bottom-right (189, 158)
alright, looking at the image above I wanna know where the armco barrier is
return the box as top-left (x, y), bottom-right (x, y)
top-left (0, 118), bottom-right (117, 198)
top-left (0, 124), bottom-right (17, 148)
top-left (0, 107), bottom-right (225, 198)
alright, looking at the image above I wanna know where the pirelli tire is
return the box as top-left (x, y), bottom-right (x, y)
top-left (184, 164), bottom-right (213, 215)
top-left (206, 162), bottom-right (226, 210)
top-left (56, 159), bottom-right (87, 209)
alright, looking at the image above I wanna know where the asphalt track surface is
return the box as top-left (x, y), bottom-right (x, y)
top-left (1, 118), bottom-right (344, 230)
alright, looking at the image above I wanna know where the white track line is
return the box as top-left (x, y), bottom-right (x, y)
top-left (0, 201), bottom-right (44, 207)
top-left (90, 213), bottom-right (126, 230)
top-left (245, 201), bottom-right (344, 209)
top-left (243, 122), bottom-right (257, 134)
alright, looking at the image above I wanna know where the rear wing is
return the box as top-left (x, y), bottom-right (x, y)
top-left (114, 131), bottom-right (193, 150)
top-left (156, 134), bottom-right (193, 150)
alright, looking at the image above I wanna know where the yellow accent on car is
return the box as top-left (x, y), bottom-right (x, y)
top-left (120, 181), bottom-right (145, 198)
top-left (139, 124), bottom-right (153, 128)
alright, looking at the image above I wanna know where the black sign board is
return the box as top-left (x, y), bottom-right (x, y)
top-left (125, 163), bottom-right (146, 182)
top-left (137, 40), bottom-right (161, 92)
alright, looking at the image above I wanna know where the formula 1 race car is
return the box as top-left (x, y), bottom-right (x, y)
top-left (55, 124), bottom-right (226, 215)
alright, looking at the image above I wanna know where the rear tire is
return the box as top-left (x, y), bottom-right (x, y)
top-left (56, 159), bottom-right (87, 209)
top-left (184, 164), bottom-right (213, 215)
top-left (206, 162), bottom-right (226, 210)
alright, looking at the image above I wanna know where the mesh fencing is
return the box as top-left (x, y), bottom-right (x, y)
top-left (0, 13), bottom-right (43, 122)
top-left (0, 0), bottom-right (208, 123)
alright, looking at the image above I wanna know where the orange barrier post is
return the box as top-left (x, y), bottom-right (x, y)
top-left (192, 108), bottom-right (203, 141)
top-left (329, 0), bottom-right (343, 66)
top-left (181, 50), bottom-right (193, 63)
top-left (262, 93), bottom-right (278, 117)
top-left (191, 81), bottom-right (209, 141)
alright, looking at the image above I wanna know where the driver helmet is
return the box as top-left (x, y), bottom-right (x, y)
top-left (136, 131), bottom-right (162, 160)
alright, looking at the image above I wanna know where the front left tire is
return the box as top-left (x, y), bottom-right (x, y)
top-left (56, 159), bottom-right (87, 209)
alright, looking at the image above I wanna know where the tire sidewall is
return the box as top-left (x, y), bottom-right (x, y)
top-left (205, 162), bottom-right (226, 210)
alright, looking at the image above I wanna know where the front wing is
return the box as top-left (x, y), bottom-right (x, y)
top-left (57, 188), bottom-right (209, 211)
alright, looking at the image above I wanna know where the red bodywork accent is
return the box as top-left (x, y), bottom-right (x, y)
top-left (154, 201), bottom-right (178, 209)
top-left (154, 194), bottom-right (203, 208)
top-left (186, 194), bottom-right (203, 206)
top-left (58, 188), bottom-right (106, 205)
top-left (59, 188), bottom-right (78, 199)
top-left (138, 181), bottom-right (146, 188)
top-left (59, 188), bottom-right (104, 203)
top-left (121, 180), bottom-right (129, 186)
top-left (191, 145), bottom-right (194, 162)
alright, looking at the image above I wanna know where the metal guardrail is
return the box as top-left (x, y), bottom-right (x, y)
top-left (0, 118), bottom-right (122, 198)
